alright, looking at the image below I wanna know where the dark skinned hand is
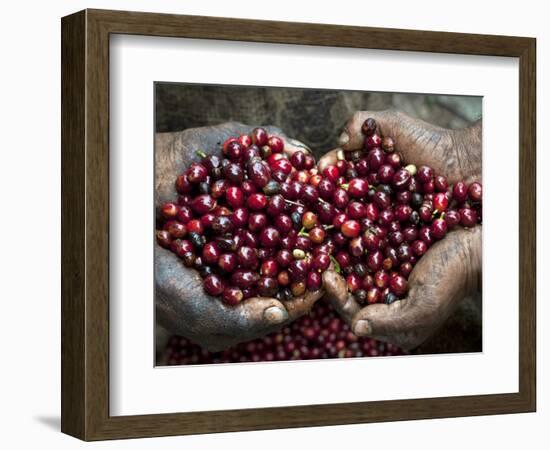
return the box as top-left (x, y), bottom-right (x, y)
top-left (155, 123), bottom-right (323, 352)
top-left (319, 110), bottom-right (482, 350)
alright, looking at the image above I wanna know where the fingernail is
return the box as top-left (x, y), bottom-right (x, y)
top-left (354, 320), bottom-right (371, 336)
top-left (264, 306), bottom-right (287, 325)
top-left (338, 132), bottom-right (349, 146)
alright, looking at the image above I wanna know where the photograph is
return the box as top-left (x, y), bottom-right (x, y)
top-left (154, 83), bottom-right (483, 366)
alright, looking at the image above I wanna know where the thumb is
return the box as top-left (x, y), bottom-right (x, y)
top-left (282, 136), bottom-right (313, 156)
top-left (351, 299), bottom-right (414, 339)
top-left (322, 270), bottom-right (361, 324)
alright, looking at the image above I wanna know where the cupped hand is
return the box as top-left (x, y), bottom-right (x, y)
top-left (155, 123), bottom-right (322, 352)
top-left (320, 110), bottom-right (482, 350)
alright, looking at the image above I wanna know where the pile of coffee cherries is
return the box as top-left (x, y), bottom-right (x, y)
top-left (162, 302), bottom-right (408, 365)
top-left (325, 118), bottom-right (482, 305)
top-left (157, 127), bottom-right (329, 305)
top-left (157, 119), bottom-right (482, 307)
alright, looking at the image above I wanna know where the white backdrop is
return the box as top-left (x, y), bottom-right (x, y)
top-left (110, 35), bottom-right (518, 416)
top-left (0, 0), bottom-right (547, 449)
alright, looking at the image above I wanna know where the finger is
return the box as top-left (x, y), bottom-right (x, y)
top-left (351, 299), bottom-right (413, 338)
top-left (281, 288), bottom-right (324, 320)
top-left (282, 136), bottom-right (312, 156)
top-left (317, 149), bottom-right (339, 173)
top-left (338, 110), bottom-right (396, 151)
top-left (352, 226), bottom-right (482, 348)
top-left (322, 270), bottom-right (361, 324)
top-left (241, 297), bottom-right (289, 327)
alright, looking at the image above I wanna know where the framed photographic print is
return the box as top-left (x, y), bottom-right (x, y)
top-left (61, 9), bottom-right (536, 441)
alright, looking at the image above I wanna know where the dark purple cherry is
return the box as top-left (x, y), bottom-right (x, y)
top-left (223, 163), bottom-right (244, 184)
top-left (267, 135), bottom-right (284, 153)
top-left (316, 202), bottom-right (337, 224)
top-left (261, 259), bottom-right (279, 278)
top-left (373, 191), bottom-right (391, 210)
top-left (348, 202), bottom-right (367, 219)
top-left (312, 253), bottom-right (330, 271)
top-left (452, 181), bottom-right (468, 202)
top-left (419, 226), bottom-right (434, 245)
top-left (367, 148), bottom-right (385, 171)
top-left (265, 194), bottom-right (284, 217)
top-left (394, 204), bottom-right (412, 222)
top-left (362, 118), bottom-right (377, 136)
top-left (378, 209), bottom-right (394, 226)
top-left (288, 259), bottom-right (308, 281)
top-left (389, 275), bottom-right (408, 296)
top-left (218, 253), bottom-right (237, 273)
top-left (251, 127), bottom-right (268, 147)
top-left (367, 250), bottom-right (383, 271)
top-left (392, 168), bottom-right (411, 190)
top-left (156, 230), bottom-right (172, 249)
top-left (377, 164), bottom-right (395, 184)
top-left (247, 193), bottom-right (267, 211)
top-left (356, 158), bottom-right (369, 176)
top-left (248, 160), bottom-right (270, 188)
top-left (307, 271), bottom-right (322, 291)
top-left (202, 242), bottom-right (220, 265)
top-left (397, 243), bottom-right (412, 261)
top-left (417, 166), bottom-right (433, 183)
top-left (411, 239), bottom-right (427, 256)
top-left (419, 204), bottom-right (433, 222)
top-left (348, 178), bottom-right (369, 198)
top-left (175, 174), bottom-right (193, 194)
top-left (459, 208), bottom-right (478, 227)
top-left (402, 226), bottom-right (418, 242)
top-left (434, 175), bottom-right (448, 192)
top-left (277, 249), bottom-right (293, 268)
top-left (365, 133), bottom-right (382, 149)
top-left (431, 218), bottom-right (448, 239)
top-left (231, 270), bottom-right (260, 288)
top-left (385, 152), bottom-right (402, 169)
top-left (297, 184), bottom-right (316, 204)
top-left (226, 186), bottom-right (244, 208)
top-left (366, 286), bottom-right (381, 304)
top-left (468, 182), bottom-right (482, 202)
top-left (231, 207), bottom-right (248, 228)
top-left (237, 247), bottom-right (259, 269)
top-left (211, 215), bottom-right (234, 234)
top-left (395, 190), bottom-right (412, 205)
top-left (274, 214), bottom-right (293, 234)
top-left (222, 286), bottom-right (244, 305)
top-left (433, 192), bottom-right (449, 213)
top-left (290, 151), bottom-right (306, 169)
top-left (203, 274), bottom-right (225, 296)
top-left (318, 179), bottom-right (336, 200)
top-left (271, 158), bottom-right (292, 175)
top-left (248, 213), bottom-right (267, 232)
top-left (226, 141), bottom-right (243, 161)
top-left (257, 277), bottom-right (278, 297)
top-left (445, 209), bottom-right (461, 228)
top-left (187, 163), bottom-right (208, 183)
top-left (259, 227), bottom-right (280, 248)
top-left (190, 195), bottom-right (215, 215)
top-left (332, 188), bottom-right (349, 209)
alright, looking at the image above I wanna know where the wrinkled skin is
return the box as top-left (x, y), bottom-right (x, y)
top-left (320, 110), bottom-right (483, 350)
top-left (155, 123), bottom-right (323, 352)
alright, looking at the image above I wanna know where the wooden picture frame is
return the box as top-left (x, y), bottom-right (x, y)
top-left (61, 9), bottom-right (536, 441)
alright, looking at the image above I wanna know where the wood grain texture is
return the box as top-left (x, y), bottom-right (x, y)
top-left (61, 8), bottom-right (537, 441)
top-left (61, 10), bottom-right (86, 438)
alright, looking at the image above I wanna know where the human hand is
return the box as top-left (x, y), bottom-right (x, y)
top-left (155, 123), bottom-right (323, 352)
top-left (320, 110), bottom-right (482, 350)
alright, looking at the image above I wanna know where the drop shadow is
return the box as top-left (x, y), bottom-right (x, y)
top-left (34, 415), bottom-right (60, 431)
